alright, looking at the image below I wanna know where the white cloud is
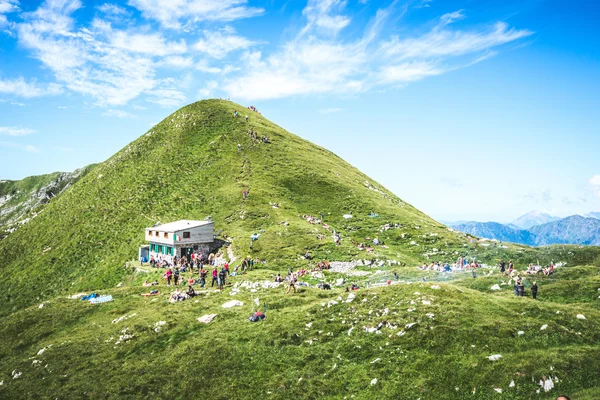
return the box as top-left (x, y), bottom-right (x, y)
top-left (146, 78), bottom-right (187, 107)
top-left (127, 0), bottom-right (264, 29)
top-left (196, 59), bottom-right (238, 74)
top-left (590, 175), bottom-right (600, 198)
top-left (376, 61), bottom-right (442, 84)
top-left (0, 0), bottom-right (19, 28)
top-left (102, 109), bottom-right (135, 118)
top-left (0, 77), bottom-right (62, 98)
top-left (0, 0), bottom-right (19, 14)
top-left (108, 30), bottom-right (187, 56)
top-left (7, 1), bottom-right (533, 107)
top-left (97, 3), bottom-right (130, 17)
top-left (198, 80), bottom-right (218, 97)
top-left (0, 126), bottom-right (36, 136)
top-left (0, 140), bottom-right (38, 152)
top-left (439, 10), bottom-right (465, 27)
top-left (379, 20), bottom-right (532, 61)
top-left (16, 1), bottom-right (178, 106)
top-left (193, 29), bottom-right (257, 59)
top-left (159, 55), bottom-right (194, 68)
top-left (301, 0), bottom-right (351, 35)
top-left (318, 107), bottom-right (342, 114)
top-left (226, 6), bottom-right (532, 100)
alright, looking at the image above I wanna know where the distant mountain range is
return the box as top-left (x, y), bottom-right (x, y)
top-left (450, 211), bottom-right (600, 246)
top-left (511, 211), bottom-right (561, 230)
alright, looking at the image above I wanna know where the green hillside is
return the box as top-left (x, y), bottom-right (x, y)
top-left (2, 99), bottom-right (600, 399)
top-left (1, 99), bottom-right (475, 313)
top-left (0, 260), bottom-right (599, 399)
top-left (0, 166), bottom-right (94, 238)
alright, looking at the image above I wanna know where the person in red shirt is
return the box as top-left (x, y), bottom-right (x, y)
top-left (211, 267), bottom-right (218, 287)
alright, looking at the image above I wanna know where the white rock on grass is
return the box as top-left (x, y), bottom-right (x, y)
top-left (425, 313), bottom-right (435, 319)
top-left (370, 378), bottom-right (377, 385)
top-left (576, 314), bottom-right (586, 320)
top-left (12, 370), bottom-right (22, 379)
top-left (518, 331), bottom-right (525, 336)
top-left (38, 303), bottom-right (45, 309)
top-left (346, 293), bottom-right (356, 303)
top-left (540, 324), bottom-right (548, 330)
top-left (487, 354), bottom-right (502, 361)
top-left (348, 327), bottom-right (354, 336)
top-left (197, 314), bottom-right (217, 324)
top-left (490, 284), bottom-right (501, 291)
top-left (494, 388), bottom-right (502, 393)
top-left (222, 300), bottom-right (244, 308)
top-left (431, 285), bottom-right (440, 289)
top-left (509, 380), bottom-right (515, 387)
top-left (154, 322), bottom-right (165, 332)
top-left (405, 323), bottom-right (416, 330)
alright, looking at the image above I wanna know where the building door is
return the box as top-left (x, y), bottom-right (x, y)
top-left (181, 247), bottom-right (193, 259)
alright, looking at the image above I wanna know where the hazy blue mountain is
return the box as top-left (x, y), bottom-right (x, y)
top-left (511, 211), bottom-right (561, 230)
top-left (529, 215), bottom-right (600, 246)
top-left (451, 221), bottom-right (537, 246)
top-left (585, 212), bottom-right (600, 220)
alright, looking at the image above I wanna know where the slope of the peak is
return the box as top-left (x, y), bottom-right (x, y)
top-left (0, 99), bottom-right (466, 312)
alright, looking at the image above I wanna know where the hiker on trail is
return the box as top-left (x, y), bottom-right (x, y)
top-left (531, 282), bottom-right (538, 300)
top-left (199, 267), bottom-right (207, 287)
top-left (166, 268), bottom-right (173, 286)
top-left (243, 189), bottom-right (248, 200)
top-left (245, 115), bottom-right (249, 122)
top-left (517, 280), bottom-right (525, 297)
top-left (238, 143), bottom-right (241, 151)
top-left (218, 267), bottom-right (227, 290)
top-left (211, 267), bottom-right (218, 287)
top-left (287, 270), bottom-right (297, 294)
top-left (500, 261), bottom-right (506, 274)
top-left (249, 258), bottom-right (254, 271)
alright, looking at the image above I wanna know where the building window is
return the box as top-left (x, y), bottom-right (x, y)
top-left (155, 231), bottom-right (159, 237)
top-left (164, 232), bottom-right (169, 239)
top-left (183, 232), bottom-right (191, 239)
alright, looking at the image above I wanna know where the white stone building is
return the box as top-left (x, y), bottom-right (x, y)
top-left (141, 219), bottom-right (215, 263)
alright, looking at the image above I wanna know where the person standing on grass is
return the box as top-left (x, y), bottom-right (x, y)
top-left (199, 267), bottom-right (207, 287)
top-left (174, 267), bottom-right (180, 286)
top-left (287, 270), bottom-right (297, 294)
top-left (211, 267), bottom-right (218, 287)
top-left (243, 189), bottom-right (248, 200)
top-left (218, 267), bottom-right (227, 290)
top-left (166, 268), bottom-right (173, 286)
top-left (531, 281), bottom-right (538, 300)
top-left (517, 280), bottom-right (524, 297)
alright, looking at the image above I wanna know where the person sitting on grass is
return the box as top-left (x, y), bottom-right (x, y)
top-left (169, 288), bottom-right (186, 302)
top-left (186, 285), bottom-right (197, 298)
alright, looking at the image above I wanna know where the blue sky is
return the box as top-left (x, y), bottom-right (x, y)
top-left (1, 0), bottom-right (599, 222)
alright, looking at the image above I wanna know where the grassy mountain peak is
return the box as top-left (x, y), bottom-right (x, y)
top-left (1, 99), bottom-right (471, 312)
